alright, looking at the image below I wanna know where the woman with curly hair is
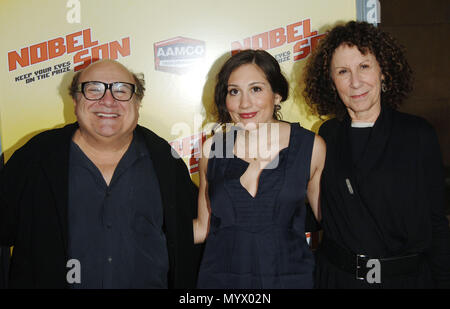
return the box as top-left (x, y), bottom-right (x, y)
top-left (303, 21), bottom-right (450, 288)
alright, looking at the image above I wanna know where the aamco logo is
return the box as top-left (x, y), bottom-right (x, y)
top-left (154, 37), bottom-right (205, 74)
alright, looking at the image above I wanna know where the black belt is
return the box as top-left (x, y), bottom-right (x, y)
top-left (319, 235), bottom-right (423, 280)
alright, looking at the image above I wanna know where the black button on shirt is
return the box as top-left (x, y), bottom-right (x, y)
top-left (67, 132), bottom-right (168, 288)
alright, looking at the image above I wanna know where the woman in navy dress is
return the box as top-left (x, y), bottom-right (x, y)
top-left (193, 50), bottom-right (326, 288)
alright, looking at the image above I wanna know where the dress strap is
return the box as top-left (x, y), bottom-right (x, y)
top-left (285, 123), bottom-right (315, 182)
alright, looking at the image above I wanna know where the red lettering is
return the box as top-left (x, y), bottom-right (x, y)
top-left (8, 29), bottom-right (131, 72)
top-left (109, 37), bottom-right (130, 59)
top-left (269, 28), bottom-right (286, 49)
top-left (48, 38), bottom-right (66, 59)
top-left (252, 32), bottom-right (269, 50)
top-left (30, 42), bottom-right (48, 65)
top-left (293, 39), bottom-right (310, 61)
top-left (82, 29), bottom-right (98, 48)
top-left (287, 21), bottom-right (303, 43)
top-left (303, 19), bottom-right (317, 38)
top-left (229, 18), bottom-right (322, 60)
top-left (191, 134), bottom-right (205, 158)
top-left (66, 31), bottom-right (83, 54)
top-left (231, 38), bottom-right (251, 55)
top-left (180, 136), bottom-right (192, 157)
top-left (8, 48), bottom-right (29, 71)
top-left (73, 49), bottom-right (91, 71)
top-left (189, 156), bottom-right (200, 174)
top-left (91, 43), bottom-right (109, 60)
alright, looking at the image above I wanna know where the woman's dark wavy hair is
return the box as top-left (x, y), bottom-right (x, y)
top-left (303, 21), bottom-right (413, 119)
top-left (215, 49), bottom-right (289, 124)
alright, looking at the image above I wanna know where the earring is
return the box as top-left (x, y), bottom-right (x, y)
top-left (381, 81), bottom-right (387, 93)
top-left (275, 104), bottom-right (281, 111)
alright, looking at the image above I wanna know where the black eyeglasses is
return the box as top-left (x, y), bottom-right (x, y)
top-left (78, 81), bottom-right (136, 101)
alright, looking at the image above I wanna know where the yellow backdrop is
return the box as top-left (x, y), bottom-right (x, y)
top-left (0, 0), bottom-right (356, 185)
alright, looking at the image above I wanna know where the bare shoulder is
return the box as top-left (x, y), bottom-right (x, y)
top-left (311, 134), bottom-right (326, 170)
top-left (313, 134), bottom-right (326, 153)
top-left (277, 121), bottom-right (292, 146)
top-left (280, 121), bottom-right (292, 135)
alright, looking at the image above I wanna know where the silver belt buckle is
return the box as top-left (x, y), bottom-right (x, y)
top-left (356, 254), bottom-right (368, 280)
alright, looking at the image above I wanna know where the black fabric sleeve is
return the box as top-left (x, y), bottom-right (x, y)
top-left (420, 121), bottom-right (450, 288)
top-left (0, 146), bottom-right (29, 247)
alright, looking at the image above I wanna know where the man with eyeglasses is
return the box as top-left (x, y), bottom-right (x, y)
top-left (0, 59), bottom-right (201, 288)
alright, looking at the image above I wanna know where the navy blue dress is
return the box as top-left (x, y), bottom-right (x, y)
top-left (197, 123), bottom-right (315, 289)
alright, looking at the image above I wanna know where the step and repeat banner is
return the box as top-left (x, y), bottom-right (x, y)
top-left (0, 0), bottom-right (356, 183)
